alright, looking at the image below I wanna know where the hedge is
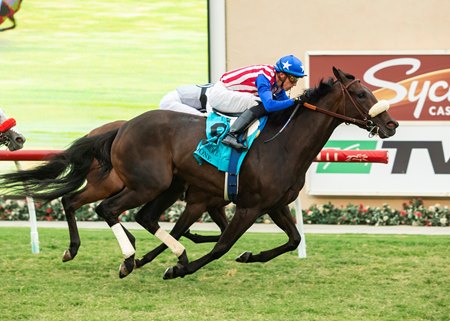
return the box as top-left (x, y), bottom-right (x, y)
top-left (0, 197), bottom-right (448, 226)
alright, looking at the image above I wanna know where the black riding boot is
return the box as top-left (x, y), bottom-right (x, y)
top-left (222, 108), bottom-right (259, 151)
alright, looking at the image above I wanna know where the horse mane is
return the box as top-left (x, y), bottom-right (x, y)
top-left (300, 77), bottom-right (335, 104)
top-left (266, 77), bottom-right (336, 125)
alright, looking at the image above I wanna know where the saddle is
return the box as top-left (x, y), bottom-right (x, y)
top-left (193, 111), bottom-right (268, 202)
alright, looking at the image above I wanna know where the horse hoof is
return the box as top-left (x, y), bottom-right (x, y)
top-left (163, 263), bottom-right (185, 280)
top-left (119, 257), bottom-right (136, 279)
top-left (236, 251), bottom-right (252, 263)
top-left (62, 249), bottom-right (73, 262)
top-left (163, 267), bottom-right (176, 280)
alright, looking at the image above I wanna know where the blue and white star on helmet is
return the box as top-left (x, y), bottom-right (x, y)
top-left (275, 55), bottom-right (307, 77)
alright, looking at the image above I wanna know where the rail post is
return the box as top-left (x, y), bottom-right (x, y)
top-left (14, 161), bottom-right (40, 254)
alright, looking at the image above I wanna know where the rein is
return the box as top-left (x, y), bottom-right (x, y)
top-left (265, 78), bottom-right (378, 143)
top-left (302, 79), bottom-right (374, 129)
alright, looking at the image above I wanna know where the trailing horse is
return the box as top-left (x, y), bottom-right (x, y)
top-left (0, 68), bottom-right (398, 279)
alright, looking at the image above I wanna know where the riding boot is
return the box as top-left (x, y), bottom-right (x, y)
top-left (222, 108), bottom-right (259, 151)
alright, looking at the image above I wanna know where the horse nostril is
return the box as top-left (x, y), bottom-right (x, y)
top-left (387, 121), bottom-right (398, 129)
top-left (16, 137), bottom-right (25, 144)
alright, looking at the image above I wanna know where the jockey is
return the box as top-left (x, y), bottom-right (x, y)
top-left (159, 84), bottom-right (213, 116)
top-left (207, 54), bottom-right (306, 151)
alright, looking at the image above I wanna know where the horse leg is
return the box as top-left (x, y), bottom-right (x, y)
top-left (61, 168), bottom-right (125, 262)
top-left (134, 177), bottom-right (187, 268)
top-left (183, 206), bottom-right (229, 243)
top-left (136, 200), bottom-right (209, 268)
top-left (236, 205), bottom-right (300, 263)
top-left (163, 207), bottom-right (260, 280)
top-left (60, 194), bottom-right (82, 262)
top-left (96, 185), bottom-right (182, 278)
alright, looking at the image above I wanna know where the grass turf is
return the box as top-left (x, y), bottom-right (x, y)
top-left (0, 227), bottom-right (448, 321)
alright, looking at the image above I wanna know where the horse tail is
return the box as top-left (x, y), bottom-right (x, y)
top-left (0, 128), bottom-right (119, 201)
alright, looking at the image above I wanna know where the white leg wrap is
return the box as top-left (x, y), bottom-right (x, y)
top-left (155, 228), bottom-right (185, 257)
top-left (111, 223), bottom-right (135, 259)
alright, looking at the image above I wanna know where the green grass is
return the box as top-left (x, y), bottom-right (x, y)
top-left (1, 228), bottom-right (448, 321)
top-left (0, 0), bottom-right (208, 149)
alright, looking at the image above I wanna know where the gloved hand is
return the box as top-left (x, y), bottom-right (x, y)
top-left (293, 96), bottom-right (302, 104)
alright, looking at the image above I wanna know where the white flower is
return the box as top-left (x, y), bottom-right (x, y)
top-left (383, 215), bottom-right (388, 221)
top-left (440, 217), bottom-right (447, 225)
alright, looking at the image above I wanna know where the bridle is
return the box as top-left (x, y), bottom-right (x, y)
top-left (303, 79), bottom-right (377, 132)
top-left (265, 78), bottom-right (380, 143)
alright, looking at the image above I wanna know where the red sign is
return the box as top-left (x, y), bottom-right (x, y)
top-left (307, 52), bottom-right (450, 121)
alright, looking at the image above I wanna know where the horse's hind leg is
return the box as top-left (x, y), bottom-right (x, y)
top-left (134, 177), bottom-right (187, 268)
top-left (183, 206), bottom-right (229, 243)
top-left (236, 205), bottom-right (300, 263)
top-left (96, 185), bottom-right (175, 278)
top-left (61, 194), bottom-right (82, 262)
top-left (60, 169), bottom-right (124, 262)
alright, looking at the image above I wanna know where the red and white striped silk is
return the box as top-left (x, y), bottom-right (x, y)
top-left (219, 64), bottom-right (276, 95)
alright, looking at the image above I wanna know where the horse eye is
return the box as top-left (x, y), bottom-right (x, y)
top-left (357, 92), bottom-right (366, 99)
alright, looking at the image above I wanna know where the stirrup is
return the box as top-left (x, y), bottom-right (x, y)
top-left (222, 135), bottom-right (247, 151)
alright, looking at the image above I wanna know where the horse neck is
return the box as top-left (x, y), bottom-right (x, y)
top-left (279, 94), bottom-right (344, 172)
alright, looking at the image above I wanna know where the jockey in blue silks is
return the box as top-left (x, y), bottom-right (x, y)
top-left (207, 55), bottom-right (307, 151)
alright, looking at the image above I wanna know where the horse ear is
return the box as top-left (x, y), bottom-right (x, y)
top-left (332, 67), bottom-right (355, 82)
top-left (332, 67), bottom-right (343, 81)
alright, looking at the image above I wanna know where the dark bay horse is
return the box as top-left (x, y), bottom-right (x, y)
top-left (0, 68), bottom-right (398, 279)
top-left (0, 0), bottom-right (22, 32)
top-left (52, 120), bottom-right (229, 263)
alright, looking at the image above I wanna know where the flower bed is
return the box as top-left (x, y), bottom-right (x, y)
top-left (0, 197), bottom-right (448, 226)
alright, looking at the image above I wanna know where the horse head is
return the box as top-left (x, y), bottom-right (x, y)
top-left (0, 109), bottom-right (26, 151)
top-left (332, 67), bottom-right (398, 138)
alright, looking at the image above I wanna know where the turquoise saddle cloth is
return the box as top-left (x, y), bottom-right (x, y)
top-left (193, 112), bottom-right (268, 173)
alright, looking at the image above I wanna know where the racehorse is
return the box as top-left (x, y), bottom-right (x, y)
top-left (0, 67), bottom-right (398, 279)
top-left (0, 0), bottom-right (22, 32)
top-left (55, 120), bottom-right (230, 263)
top-left (0, 108), bottom-right (25, 150)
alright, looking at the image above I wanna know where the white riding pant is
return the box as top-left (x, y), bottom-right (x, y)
top-left (159, 90), bottom-right (205, 116)
top-left (207, 81), bottom-right (259, 113)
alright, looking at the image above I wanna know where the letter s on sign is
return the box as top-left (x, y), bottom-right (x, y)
top-left (363, 58), bottom-right (421, 104)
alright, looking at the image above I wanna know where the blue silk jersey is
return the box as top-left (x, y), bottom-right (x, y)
top-left (255, 74), bottom-right (295, 112)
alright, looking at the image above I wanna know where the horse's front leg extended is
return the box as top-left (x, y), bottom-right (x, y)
top-left (136, 201), bottom-right (209, 268)
top-left (236, 205), bottom-right (300, 263)
top-left (135, 202), bottom-right (188, 269)
top-left (163, 207), bottom-right (260, 280)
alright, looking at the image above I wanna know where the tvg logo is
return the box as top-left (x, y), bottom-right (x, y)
top-left (316, 140), bottom-right (378, 174)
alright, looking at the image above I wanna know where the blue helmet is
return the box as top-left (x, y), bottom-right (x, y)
top-left (274, 55), bottom-right (306, 77)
